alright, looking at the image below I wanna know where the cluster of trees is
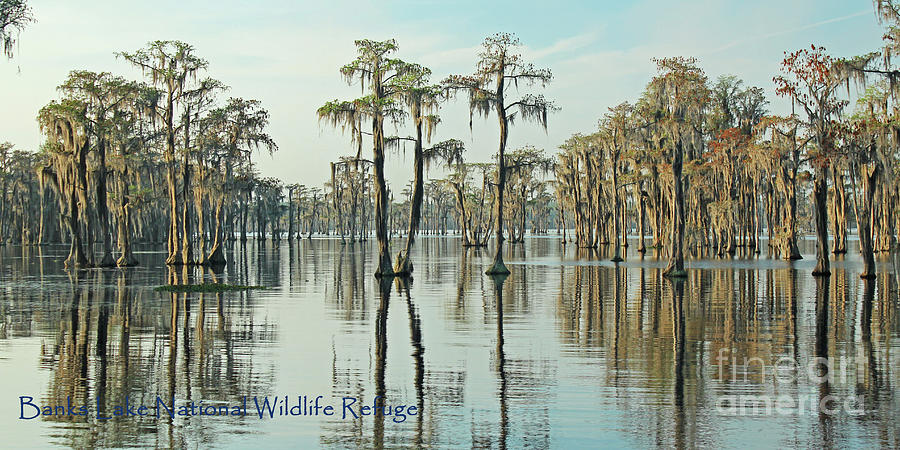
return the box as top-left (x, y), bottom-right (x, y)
top-left (556, 59), bottom-right (767, 275)
top-left (8, 0), bottom-right (900, 282)
top-left (318, 33), bottom-right (555, 277)
top-left (1, 1), bottom-right (563, 279)
top-left (0, 143), bottom-right (44, 242)
top-left (556, 1), bottom-right (900, 280)
top-left (2, 40), bottom-right (278, 269)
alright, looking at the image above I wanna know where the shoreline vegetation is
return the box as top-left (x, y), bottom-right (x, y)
top-left (1, 1), bottom-right (900, 282)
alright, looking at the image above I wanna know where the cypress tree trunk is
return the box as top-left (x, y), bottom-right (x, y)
top-left (65, 168), bottom-right (88, 268)
top-left (373, 113), bottom-right (394, 277)
top-left (486, 76), bottom-right (510, 276)
top-left (164, 89), bottom-right (182, 266)
top-left (73, 140), bottom-right (93, 267)
top-left (195, 179), bottom-right (206, 265)
top-left (96, 139), bottom-right (115, 267)
top-left (287, 188), bottom-right (295, 241)
top-left (206, 194), bottom-right (227, 266)
top-left (308, 198), bottom-right (317, 239)
top-left (650, 167), bottom-right (662, 249)
top-left (611, 151), bottom-right (623, 262)
top-left (854, 163), bottom-right (877, 279)
top-left (637, 182), bottom-right (646, 253)
top-left (240, 197), bottom-right (248, 242)
top-left (116, 144), bottom-right (137, 267)
top-left (396, 105), bottom-right (425, 276)
top-left (765, 184), bottom-right (775, 252)
top-left (784, 170), bottom-right (802, 260)
top-left (664, 140), bottom-right (687, 278)
top-left (181, 112), bottom-right (195, 265)
top-left (811, 166), bottom-right (831, 276)
top-left (831, 168), bottom-right (847, 254)
top-left (453, 183), bottom-right (471, 247)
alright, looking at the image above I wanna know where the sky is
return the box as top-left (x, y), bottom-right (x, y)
top-left (0, 0), bottom-right (886, 189)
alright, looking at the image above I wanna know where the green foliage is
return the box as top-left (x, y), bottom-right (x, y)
top-left (154, 283), bottom-right (268, 293)
top-left (443, 32), bottom-right (558, 131)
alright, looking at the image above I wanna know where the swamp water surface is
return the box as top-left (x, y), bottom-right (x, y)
top-left (0, 237), bottom-right (898, 448)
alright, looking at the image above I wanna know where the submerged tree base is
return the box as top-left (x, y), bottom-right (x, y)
top-left (663, 268), bottom-right (688, 278)
top-left (97, 253), bottom-right (116, 268)
top-left (116, 257), bottom-right (139, 268)
top-left (394, 251), bottom-right (413, 277)
top-left (154, 283), bottom-right (267, 293)
top-left (373, 266), bottom-right (397, 278)
top-left (485, 259), bottom-right (510, 275)
top-left (812, 260), bottom-right (831, 277)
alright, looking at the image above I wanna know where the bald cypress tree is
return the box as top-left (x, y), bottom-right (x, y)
top-left (58, 71), bottom-right (142, 267)
top-left (319, 39), bottom-right (417, 277)
top-left (38, 100), bottom-right (91, 268)
top-left (443, 33), bottom-right (556, 276)
top-left (774, 46), bottom-right (847, 277)
top-left (117, 40), bottom-right (217, 266)
top-left (390, 62), bottom-right (465, 275)
top-left (647, 57), bottom-right (709, 278)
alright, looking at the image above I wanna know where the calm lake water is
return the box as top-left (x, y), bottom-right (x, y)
top-left (0, 237), bottom-right (898, 448)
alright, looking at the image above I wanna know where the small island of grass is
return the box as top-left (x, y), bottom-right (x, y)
top-left (153, 283), bottom-right (268, 293)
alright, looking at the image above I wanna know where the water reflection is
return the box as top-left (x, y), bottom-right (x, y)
top-left (491, 273), bottom-right (509, 450)
top-left (0, 238), bottom-right (898, 448)
top-left (7, 252), bottom-right (276, 448)
top-left (373, 277), bottom-right (389, 449)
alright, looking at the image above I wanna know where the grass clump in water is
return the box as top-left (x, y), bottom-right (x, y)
top-left (154, 283), bottom-right (267, 293)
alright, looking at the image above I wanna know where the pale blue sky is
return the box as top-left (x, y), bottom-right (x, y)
top-left (0, 0), bottom-right (884, 187)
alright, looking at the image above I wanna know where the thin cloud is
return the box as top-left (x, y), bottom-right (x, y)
top-left (706, 8), bottom-right (872, 55)
top-left (528, 30), bottom-right (600, 60)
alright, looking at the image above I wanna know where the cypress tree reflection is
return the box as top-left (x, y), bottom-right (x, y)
top-left (373, 277), bottom-right (391, 449)
top-left (489, 272), bottom-right (509, 450)
top-left (11, 253), bottom-right (276, 447)
top-left (397, 278), bottom-right (426, 448)
top-left (814, 276), bottom-right (832, 446)
top-left (2, 236), bottom-right (900, 447)
top-left (670, 277), bottom-right (686, 450)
